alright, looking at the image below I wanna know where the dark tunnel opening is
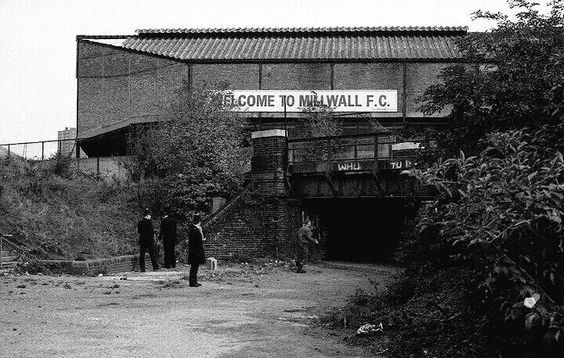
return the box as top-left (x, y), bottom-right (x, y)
top-left (303, 198), bottom-right (413, 263)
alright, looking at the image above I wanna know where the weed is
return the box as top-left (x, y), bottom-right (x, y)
top-left (158, 280), bottom-right (182, 289)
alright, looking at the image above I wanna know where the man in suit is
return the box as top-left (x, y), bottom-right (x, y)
top-left (188, 214), bottom-right (206, 287)
top-left (295, 217), bottom-right (318, 273)
top-left (159, 210), bottom-right (178, 269)
top-left (137, 208), bottom-right (159, 272)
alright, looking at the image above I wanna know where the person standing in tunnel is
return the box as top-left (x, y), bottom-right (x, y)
top-left (295, 217), bottom-right (318, 273)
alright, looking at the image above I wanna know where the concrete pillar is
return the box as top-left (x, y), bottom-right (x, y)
top-left (251, 129), bottom-right (288, 197)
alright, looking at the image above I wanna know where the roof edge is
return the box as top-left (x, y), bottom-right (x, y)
top-left (77, 35), bottom-right (131, 40)
top-left (135, 26), bottom-right (468, 37)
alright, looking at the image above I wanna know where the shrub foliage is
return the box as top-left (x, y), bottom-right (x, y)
top-left (419, 0), bottom-right (564, 157)
top-left (339, 1), bottom-right (564, 356)
top-left (129, 83), bottom-right (250, 219)
top-left (405, 125), bottom-right (564, 356)
top-left (0, 156), bottom-right (139, 260)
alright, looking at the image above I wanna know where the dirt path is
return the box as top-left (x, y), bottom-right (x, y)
top-left (1, 261), bottom-right (396, 357)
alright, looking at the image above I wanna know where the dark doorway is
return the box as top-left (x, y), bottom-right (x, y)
top-left (304, 198), bottom-right (407, 262)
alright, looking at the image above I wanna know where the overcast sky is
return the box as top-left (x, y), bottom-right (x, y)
top-left (0, 0), bottom-right (552, 147)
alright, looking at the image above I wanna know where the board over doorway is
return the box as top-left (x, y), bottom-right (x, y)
top-left (302, 198), bottom-right (412, 262)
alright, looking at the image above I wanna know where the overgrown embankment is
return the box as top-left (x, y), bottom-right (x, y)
top-left (331, 125), bottom-right (564, 357)
top-left (0, 156), bottom-right (140, 260)
top-left (332, 1), bottom-right (564, 355)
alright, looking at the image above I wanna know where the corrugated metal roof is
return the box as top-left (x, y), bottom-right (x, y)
top-left (119, 26), bottom-right (466, 61)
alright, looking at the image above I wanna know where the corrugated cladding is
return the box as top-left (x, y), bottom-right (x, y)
top-left (119, 26), bottom-right (466, 61)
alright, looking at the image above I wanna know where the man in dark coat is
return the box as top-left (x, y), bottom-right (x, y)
top-left (295, 217), bottom-right (318, 273)
top-left (159, 210), bottom-right (178, 269)
top-left (137, 208), bottom-right (159, 272)
top-left (188, 214), bottom-right (206, 287)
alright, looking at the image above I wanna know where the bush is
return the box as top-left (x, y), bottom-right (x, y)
top-left (419, 0), bottom-right (564, 157)
top-left (129, 83), bottom-right (249, 219)
top-left (399, 125), bottom-right (564, 356)
top-left (335, 125), bottom-right (563, 357)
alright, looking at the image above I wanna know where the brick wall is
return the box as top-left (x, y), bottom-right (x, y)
top-left (203, 193), bottom-right (302, 260)
top-left (72, 156), bottom-right (130, 183)
top-left (262, 63), bottom-right (331, 90)
top-left (405, 63), bottom-right (452, 117)
top-left (251, 132), bottom-right (286, 171)
top-left (40, 255), bottom-right (140, 275)
top-left (201, 130), bottom-right (301, 260)
top-left (77, 41), bottom-right (455, 135)
top-left (250, 130), bottom-right (288, 196)
top-left (192, 63), bottom-right (259, 89)
top-left (77, 41), bottom-right (188, 136)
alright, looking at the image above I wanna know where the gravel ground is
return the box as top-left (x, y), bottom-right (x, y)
top-left (0, 260), bottom-right (396, 357)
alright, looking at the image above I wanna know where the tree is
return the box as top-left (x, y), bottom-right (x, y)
top-left (294, 104), bottom-right (342, 138)
top-left (407, 126), bottom-right (564, 356)
top-left (381, 1), bottom-right (564, 355)
top-left (419, 0), bottom-right (564, 156)
top-left (130, 82), bottom-right (250, 219)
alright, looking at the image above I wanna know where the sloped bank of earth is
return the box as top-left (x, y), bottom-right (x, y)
top-left (1, 261), bottom-right (397, 357)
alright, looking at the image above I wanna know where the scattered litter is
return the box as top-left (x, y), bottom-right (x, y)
top-left (356, 322), bottom-right (384, 335)
top-left (284, 308), bottom-right (305, 313)
top-left (524, 293), bottom-right (541, 308)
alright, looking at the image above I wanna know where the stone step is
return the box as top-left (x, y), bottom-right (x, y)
top-left (0, 261), bottom-right (18, 268)
top-left (1, 250), bottom-right (20, 257)
top-left (1, 255), bottom-right (19, 262)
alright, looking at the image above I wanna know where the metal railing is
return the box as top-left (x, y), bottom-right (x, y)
top-left (0, 233), bottom-right (20, 269)
top-left (0, 226), bottom-right (66, 263)
top-left (0, 138), bottom-right (80, 161)
top-left (0, 233), bottom-right (7, 268)
top-left (287, 133), bottom-right (423, 173)
top-left (0, 138), bottom-right (128, 177)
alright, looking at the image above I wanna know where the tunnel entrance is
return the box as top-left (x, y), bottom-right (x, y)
top-left (303, 198), bottom-right (411, 263)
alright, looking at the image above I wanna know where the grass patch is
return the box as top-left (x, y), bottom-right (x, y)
top-left (0, 156), bottom-right (139, 260)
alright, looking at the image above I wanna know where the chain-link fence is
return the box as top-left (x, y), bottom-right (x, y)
top-left (0, 139), bottom-right (84, 161)
top-left (0, 139), bottom-right (128, 180)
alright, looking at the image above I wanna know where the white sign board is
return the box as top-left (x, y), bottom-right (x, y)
top-left (223, 90), bottom-right (398, 113)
